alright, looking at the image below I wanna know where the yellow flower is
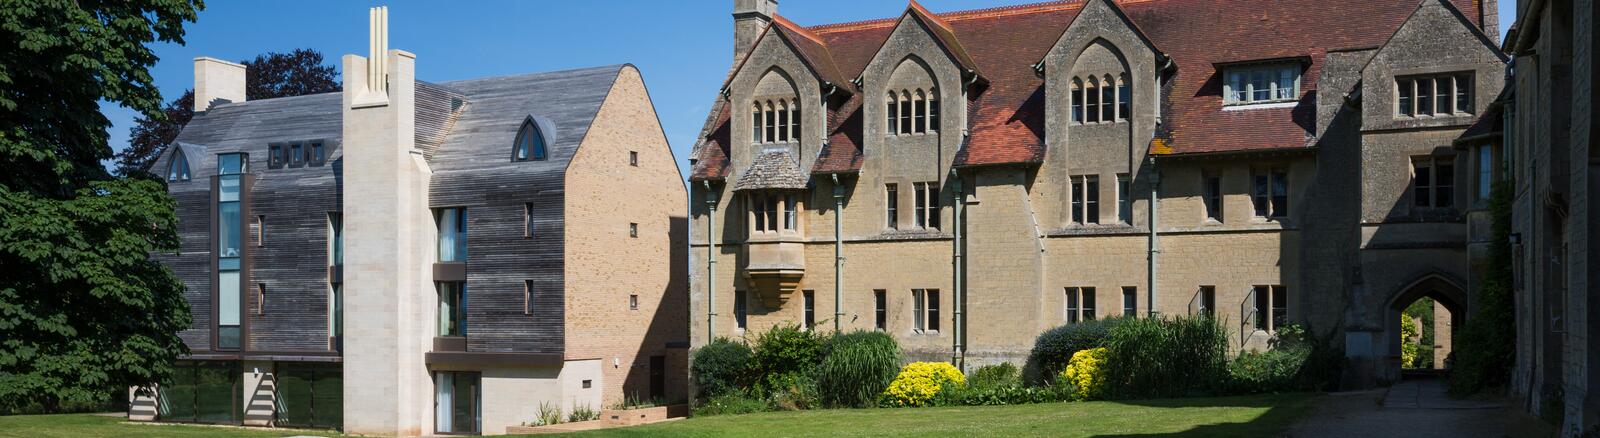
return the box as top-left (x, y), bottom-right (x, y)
top-left (1060, 347), bottom-right (1108, 400)
top-left (882, 362), bottom-right (966, 407)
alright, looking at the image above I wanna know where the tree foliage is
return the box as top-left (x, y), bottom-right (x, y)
top-left (0, 0), bottom-right (202, 412)
top-left (1449, 182), bottom-right (1516, 396)
top-left (113, 49), bottom-right (338, 177)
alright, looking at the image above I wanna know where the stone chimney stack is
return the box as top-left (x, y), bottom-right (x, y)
top-left (193, 57), bottom-right (246, 112)
top-left (733, 0), bottom-right (777, 65)
top-left (339, 6), bottom-right (432, 436)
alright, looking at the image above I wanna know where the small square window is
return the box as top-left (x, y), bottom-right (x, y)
top-left (629, 223), bottom-right (638, 238)
top-left (629, 151), bottom-right (638, 167)
top-left (582, 379), bottom-right (592, 389)
top-left (290, 143), bottom-right (304, 166)
top-left (268, 145), bottom-right (284, 169)
top-left (629, 294), bottom-right (639, 310)
top-left (310, 141), bottom-right (325, 165)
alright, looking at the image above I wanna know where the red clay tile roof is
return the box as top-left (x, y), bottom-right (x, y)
top-left (691, 0), bottom-right (1488, 177)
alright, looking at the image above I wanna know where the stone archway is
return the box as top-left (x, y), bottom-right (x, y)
top-left (1382, 274), bottom-right (1468, 381)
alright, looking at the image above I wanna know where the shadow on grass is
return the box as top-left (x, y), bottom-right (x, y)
top-left (1091, 394), bottom-right (1318, 438)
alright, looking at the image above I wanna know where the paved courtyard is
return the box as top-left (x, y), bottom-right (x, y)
top-left (1288, 377), bottom-right (1552, 438)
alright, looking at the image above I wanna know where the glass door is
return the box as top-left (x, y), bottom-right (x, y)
top-left (434, 372), bottom-right (479, 434)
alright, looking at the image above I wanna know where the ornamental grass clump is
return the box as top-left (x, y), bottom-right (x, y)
top-left (816, 330), bottom-right (901, 408)
top-left (1060, 347), bottom-right (1108, 400)
top-left (882, 362), bottom-right (965, 407)
top-left (1103, 315), bottom-right (1228, 398)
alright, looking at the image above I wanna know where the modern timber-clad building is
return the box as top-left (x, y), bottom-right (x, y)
top-left (687, 0), bottom-right (1506, 386)
top-left (129, 8), bottom-right (688, 436)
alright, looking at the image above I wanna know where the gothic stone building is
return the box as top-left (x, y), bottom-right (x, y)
top-left (129, 9), bottom-right (688, 436)
top-left (1502, 0), bottom-right (1600, 433)
top-left (687, 0), bottom-right (1504, 386)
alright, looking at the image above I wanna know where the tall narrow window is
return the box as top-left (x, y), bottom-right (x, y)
top-left (434, 372), bottom-right (480, 435)
top-left (253, 215), bottom-right (265, 246)
top-left (1122, 287), bottom-right (1137, 317)
top-left (1195, 286), bottom-right (1216, 316)
top-left (913, 289), bottom-right (939, 332)
top-left (216, 153), bottom-right (247, 350)
top-left (1116, 174), bottom-right (1131, 224)
top-left (257, 283), bottom-right (267, 315)
top-left (514, 118), bottom-right (547, 161)
top-left (734, 290), bottom-right (748, 330)
top-left (753, 103), bottom-right (764, 143)
top-left (523, 280), bottom-right (533, 315)
top-left (1071, 177), bottom-right (1085, 224)
top-left (1252, 285), bottom-right (1288, 331)
top-left (523, 203), bottom-right (534, 238)
top-left (1065, 287), bottom-right (1095, 322)
top-left (928, 90), bottom-right (940, 131)
top-left (873, 290), bottom-right (886, 331)
top-left (913, 289), bottom-right (926, 331)
top-left (782, 194), bottom-right (797, 231)
top-left (914, 90), bottom-right (927, 133)
top-left (886, 93), bottom-right (898, 135)
top-left (328, 213), bottom-right (343, 267)
top-left (1477, 146), bottom-right (1494, 201)
top-left (437, 282), bottom-right (467, 336)
top-left (777, 101), bottom-right (789, 142)
top-left (1117, 74), bottom-right (1131, 121)
top-left (437, 208), bottom-right (468, 262)
top-left (269, 144), bottom-right (284, 168)
top-left (885, 184), bottom-right (898, 229)
top-left (913, 182), bottom-right (938, 229)
top-left (1100, 75), bottom-right (1115, 123)
top-left (899, 91), bottom-right (912, 135)
top-left (925, 289), bottom-right (940, 332)
top-left (1203, 173), bottom-right (1223, 221)
top-left (1082, 288), bottom-right (1096, 321)
top-left (311, 141), bottom-right (325, 165)
top-left (764, 101), bottom-right (776, 143)
top-left (167, 148), bottom-right (191, 181)
top-left (1272, 286), bottom-right (1287, 330)
top-left (789, 102), bottom-right (800, 141)
top-left (290, 143), bottom-right (304, 166)
top-left (1086, 77), bottom-right (1102, 123)
top-left (803, 290), bottom-right (815, 330)
top-left (1071, 79), bottom-right (1084, 123)
top-left (1065, 287), bottom-right (1081, 324)
top-left (1084, 176), bottom-right (1100, 224)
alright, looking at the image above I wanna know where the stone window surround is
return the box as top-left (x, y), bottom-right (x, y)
top-left (1411, 154), bottom-right (1457, 209)
top-left (747, 191), bottom-right (800, 236)
top-left (885, 88), bottom-right (939, 136)
top-left (912, 288), bottom-right (940, 333)
top-left (1250, 285), bottom-right (1288, 332)
top-left (913, 181), bottom-right (941, 230)
top-left (1396, 71), bottom-right (1474, 118)
top-left (1250, 167), bottom-right (1290, 220)
top-left (751, 97), bottom-right (800, 145)
top-left (1070, 174), bottom-right (1101, 225)
top-left (1065, 286), bottom-right (1097, 323)
top-left (1069, 73), bottom-right (1130, 124)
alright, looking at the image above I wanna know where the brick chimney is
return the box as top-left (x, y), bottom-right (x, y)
top-left (193, 57), bottom-right (246, 112)
top-left (733, 0), bottom-right (777, 65)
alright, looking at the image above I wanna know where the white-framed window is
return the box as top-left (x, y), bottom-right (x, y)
top-left (753, 98), bottom-right (799, 144)
top-left (1251, 285), bottom-right (1288, 332)
top-left (885, 183), bottom-right (899, 230)
top-left (1071, 175), bottom-right (1100, 224)
top-left (887, 88), bottom-right (938, 135)
top-left (1397, 72), bottom-right (1473, 117)
top-left (913, 289), bottom-right (939, 332)
top-left (1251, 168), bottom-right (1289, 219)
top-left (914, 182), bottom-right (940, 230)
top-left (1412, 155), bottom-right (1456, 208)
top-left (1065, 287), bottom-right (1096, 323)
top-left (1224, 64), bottom-right (1300, 105)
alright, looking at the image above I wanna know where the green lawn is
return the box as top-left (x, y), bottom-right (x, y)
top-left (548, 393), bottom-right (1318, 438)
top-left (0, 414), bottom-right (340, 438)
top-left (0, 393), bottom-right (1316, 438)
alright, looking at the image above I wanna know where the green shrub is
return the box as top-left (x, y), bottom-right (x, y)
top-left (748, 324), bottom-right (824, 397)
top-left (966, 362), bottom-right (1020, 392)
top-left (770, 373), bottom-right (820, 411)
top-left (693, 393), bottom-right (769, 417)
top-left (935, 383), bottom-right (1071, 406)
top-left (691, 338), bottom-right (752, 398)
top-left (815, 330), bottom-right (901, 408)
top-left (1450, 182), bottom-right (1515, 396)
top-left (1103, 315), bottom-right (1228, 398)
top-left (1228, 346), bottom-right (1310, 394)
top-left (1026, 317), bottom-right (1125, 384)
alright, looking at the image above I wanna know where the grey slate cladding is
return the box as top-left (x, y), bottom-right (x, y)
top-left (149, 64), bottom-right (627, 355)
top-left (733, 150), bottom-right (810, 191)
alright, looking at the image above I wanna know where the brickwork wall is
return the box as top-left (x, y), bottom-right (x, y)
top-left (564, 66), bottom-right (689, 406)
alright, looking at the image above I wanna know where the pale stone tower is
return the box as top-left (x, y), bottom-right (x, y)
top-left (732, 0), bottom-right (777, 67)
top-left (340, 7), bottom-right (435, 436)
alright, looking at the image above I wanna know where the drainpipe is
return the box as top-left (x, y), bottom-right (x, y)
top-left (1147, 156), bottom-right (1160, 317)
top-left (951, 170), bottom-right (966, 371)
top-left (831, 173), bottom-right (845, 333)
top-left (704, 181), bottom-right (719, 341)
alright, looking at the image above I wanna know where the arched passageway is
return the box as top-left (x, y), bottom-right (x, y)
top-left (1384, 274), bottom-right (1467, 380)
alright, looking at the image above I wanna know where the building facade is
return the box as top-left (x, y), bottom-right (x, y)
top-left (1502, 0), bottom-right (1600, 434)
top-left (688, 0), bottom-right (1504, 386)
top-left (128, 8), bottom-right (688, 436)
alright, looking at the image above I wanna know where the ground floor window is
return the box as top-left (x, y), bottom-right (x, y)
top-left (158, 361), bottom-right (240, 424)
top-left (1065, 287), bottom-right (1096, 323)
top-left (274, 363), bottom-right (342, 429)
top-left (913, 289), bottom-right (939, 332)
top-left (1252, 285), bottom-right (1288, 332)
top-left (434, 371), bottom-right (480, 435)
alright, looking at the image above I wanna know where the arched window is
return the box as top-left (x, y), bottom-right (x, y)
top-left (1086, 77), bottom-right (1101, 123)
top-left (928, 88), bottom-right (940, 132)
top-left (1117, 74), bottom-right (1131, 121)
top-left (1101, 74), bottom-right (1115, 122)
top-left (513, 118), bottom-right (547, 161)
top-left (167, 147), bottom-right (191, 181)
top-left (1071, 78), bottom-right (1084, 123)
top-left (887, 92), bottom-right (899, 134)
top-left (752, 102), bottom-right (763, 143)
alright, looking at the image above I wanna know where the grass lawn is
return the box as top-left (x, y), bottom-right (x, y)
top-left (0, 414), bottom-right (340, 438)
top-left (548, 392), bottom-right (1318, 438)
top-left (0, 393), bottom-right (1316, 437)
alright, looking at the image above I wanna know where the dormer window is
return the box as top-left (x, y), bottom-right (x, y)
top-left (167, 147), bottom-right (191, 182)
top-left (886, 88), bottom-right (938, 135)
top-left (1224, 64), bottom-right (1300, 105)
top-left (1070, 75), bottom-right (1128, 124)
top-left (513, 118), bottom-right (547, 161)
top-left (752, 99), bottom-right (799, 144)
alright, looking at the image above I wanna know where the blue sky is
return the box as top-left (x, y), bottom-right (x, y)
top-left (103, 0), bottom-right (1517, 176)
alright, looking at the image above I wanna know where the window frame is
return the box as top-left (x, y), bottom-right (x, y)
top-left (914, 182), bottom-right (940, 230)
top-left (1121, 286), bottom-right (1137, 317)
top-left (1251, 285), bottom-right (1289, 332)
top-left (802, 290), bottom-right (815, 330)
top-left (1412, 155), bottom-right (1457, 209)
top-left (1116, 174), bottom-right (1131, 224)
top-left (435, 207), bottom-right (468, 263)
top-left (1202, 172), bottom-right (1223, 222)
top-left (734, 290), bottom-right (748, 331)
top-left (1223, 63), bottom-right (1301, 106)
top-left (873, 289), bottom-right (887, 331)
top-left (437, 282), bottom-right (468, 337)
top-left (885, 184), bottom-right (899, 230)
top-left (1065, 287), bottom-right (1096, 323)
top-left (1250, 168), bottom-right (1289, 219)
top-left (513, 118), bottom-right (548, 162)
top-left (913, 289), bottom-right (939, 333)
top-left (1071, 175), bottom-right (1101, 224)
top-left (167, 148), bottom-right (192, 182)
top-left (1396, 72), bottom-right (1474, 117)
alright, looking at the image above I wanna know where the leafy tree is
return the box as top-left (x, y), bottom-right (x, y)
top-left (0, 0), bottom-right (202, 412)
top-left (114, 49), bottom-right (338, 177)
